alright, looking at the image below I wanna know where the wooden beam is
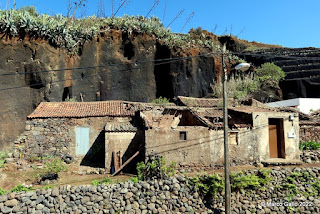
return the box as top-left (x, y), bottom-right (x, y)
top-left (111, 150), bottom-right (140, 176)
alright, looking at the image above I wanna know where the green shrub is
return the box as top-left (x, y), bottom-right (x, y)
top-left (64, 97), bottom-right (77, 102)
top-left (36, 158), bottom-right (66, 181)
top-left (0, 160), bottom-right (5, 168)
top-left (100, 177), bottom-right (111, 184)
top-left (312, 180), bottom-right (320, 194)
top-left (129, 176), bottom-right (139, 183)
top-left (136, 155), bottom-right (176, 180)
top-left (10, 183), bottom-right (33, 192)
top-left (92, 180), bottom-right (100, 186)
top-left (151, 97), bottom-right (170, 105)
top-left (283, 183), bottom-right (297, 193)
top-left (257, 168), bottom-right (272, 185)
top-left (282, 171), bottom-right (315, 196)
top-left (0, 187), bottom-right (8, 195)
top-left (299, 141), bottom-right (320, 150)
top-left (92, 177), bottom-right (111, 185)
top-left (230, 172), bottom-right (261, 192)
top-left (188, 173), bottom-right (224, 198)
top-left (256, 62), bottom-right (286, 83)
top-left (44, 185), bottom-right (54, 190)
top-left (0, 151), bottom-right (7, 168)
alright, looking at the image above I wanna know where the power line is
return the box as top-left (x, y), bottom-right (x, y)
top-left (232, 51), bottom-right (320, 60)
top-left (3, 48), bottom-right (318, 77)
top-left (0, 51), bottom-right (221, 77)
top-left (0, 53), bottom-right (219, 91)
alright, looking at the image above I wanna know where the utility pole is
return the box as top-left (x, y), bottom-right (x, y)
top-left (222, 43), bottom-right (231, 214)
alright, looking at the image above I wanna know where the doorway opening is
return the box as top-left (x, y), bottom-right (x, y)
top-left (268, 118), bottom-right (285, 158)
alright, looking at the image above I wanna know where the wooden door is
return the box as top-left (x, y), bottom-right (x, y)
top-left (76, 127), bottom-right (90, 155)
top-left (269, 125), bottom-right (278, 158)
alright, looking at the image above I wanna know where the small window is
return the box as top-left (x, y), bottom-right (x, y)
top-left (180, 131), bottom-right (187, 141)
top-left (229, 132), bottom-right (238, 145)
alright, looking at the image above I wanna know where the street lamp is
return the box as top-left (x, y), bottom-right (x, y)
top-left (222, 45), bottom-right (250, 214)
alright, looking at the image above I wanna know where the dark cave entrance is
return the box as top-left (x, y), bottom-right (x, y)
top-left (124, 43), bottom-right (134, 60)
top-left (62, 86), bottom-right (72, 101)
top-left (122, 32), bottom-right (135, 60)
top-left (154, 43), bottom-right (174, 100)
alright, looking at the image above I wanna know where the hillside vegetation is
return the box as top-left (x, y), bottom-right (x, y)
top-left (0, 7), bottom-right (221, 54)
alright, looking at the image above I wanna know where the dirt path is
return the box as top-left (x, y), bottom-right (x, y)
top-left (1, 162), bottom-right (319, 191)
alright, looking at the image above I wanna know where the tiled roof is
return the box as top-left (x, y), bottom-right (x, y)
top-left (276, 107), bottom-right (312, 120)
top-left (177, 96), bottom-right (235, 107)
top-left (27, 101), bottom-right (135, 118)
top-left (229, 106), bottom-right (275, 114)
top-left (194, 108), bottom-right (223, 118)
top-left (105, 122), bottom-right (138, 132)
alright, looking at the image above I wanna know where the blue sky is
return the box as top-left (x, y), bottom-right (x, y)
top-left (1, 0), bottom-right (319, 48)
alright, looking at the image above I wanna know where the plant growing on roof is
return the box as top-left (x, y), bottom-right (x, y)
top-left (151, 96), bottom-right (169, 105)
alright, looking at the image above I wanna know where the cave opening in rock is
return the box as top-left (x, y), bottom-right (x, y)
top-left (124, 43), bottom-right (134, 60)
top-left (62, 86), bottom-right (72, 101)
top-left (154, 44), bottom-right (174, 101)
top-left (122, 32), bottom-right (135, 60)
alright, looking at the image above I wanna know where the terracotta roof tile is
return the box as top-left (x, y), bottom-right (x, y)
top-left (177, 96), bottom-right (235, 107)
top-left (194, 108), bottom-right (223, 118)
top-left (28, 101), bottom-right (135, 118)
top-left (105, 122), bottom-right (138, 132)
top-left (228, 106), bottom-right (275, 114)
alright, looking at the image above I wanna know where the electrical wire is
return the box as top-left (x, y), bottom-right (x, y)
top-left (0, 53), bottom-right (218, 91)
top-left (0, 51), bottom-right (221, 77)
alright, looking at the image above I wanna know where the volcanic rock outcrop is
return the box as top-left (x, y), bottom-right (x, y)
top-left (0, 31), bottom-right (218, 148)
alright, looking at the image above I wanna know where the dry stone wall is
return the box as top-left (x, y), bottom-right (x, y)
top-left (211, 167), bottom-right (320, 213)
top-left (15, 118), bottom-right (73, 160)
top-left (1, 168), bottom-right (320, 213)
top-left (0, 176), bottom-right (210, 214)
top-left (300, 124), bottom-right (320, 142)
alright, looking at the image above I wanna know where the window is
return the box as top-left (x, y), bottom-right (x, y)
top-left (229, 132), bottom-right (238, 145)
top-left (180, 131), bottom-right (187, 141)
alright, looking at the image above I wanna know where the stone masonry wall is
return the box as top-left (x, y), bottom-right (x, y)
top-left (1, 168), bottom-right (320, 213)
top-left (300, 124), bottom-right (320, 142)
top-left (0, 176), bottom-right (209, 214)
top-left (15, 117), bottom-right (110, 161)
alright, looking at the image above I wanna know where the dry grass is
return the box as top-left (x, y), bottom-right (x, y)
top-left (211, 73), bottom-right (259, 100)
top-left (0, 162), bottom-right (131, 191)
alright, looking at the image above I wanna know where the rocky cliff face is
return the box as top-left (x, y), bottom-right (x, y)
top-left (0, 31), bottom-right (217, 148)
top-left (219, 36), bottom-right (320, 101)
top-left (239, 48), bottom-right (320, 100)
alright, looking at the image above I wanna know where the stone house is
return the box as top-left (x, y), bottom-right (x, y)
top-left (174, 96), bottom-right (301, 166)
top-left (298, 109), bottom-right (320, 142)
top-left (19, 101), bottom-right (144, 173)
top-left (19, 97), bottom-right (301, 173)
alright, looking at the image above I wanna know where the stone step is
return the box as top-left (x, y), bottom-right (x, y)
top-left (261, 159), bottom-right (303, 166)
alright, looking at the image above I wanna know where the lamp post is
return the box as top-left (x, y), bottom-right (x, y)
top-left (222, 45), bottom-right (250, 214)
top-left (221, 43), bottom-right (231, 214)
